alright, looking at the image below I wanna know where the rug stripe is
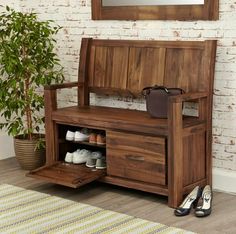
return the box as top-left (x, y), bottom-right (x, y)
top-left (69, 213), bottom-right (134, 233)
top-left (3, 203), bottom-right (99, 233)
top-left (0, 184), bottom-right (195, 234)
top-left (43, 211), bottom-right (123, 233)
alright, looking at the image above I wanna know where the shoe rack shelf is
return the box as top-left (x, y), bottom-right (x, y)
top-left (59, 139), bottom-right (106, 149)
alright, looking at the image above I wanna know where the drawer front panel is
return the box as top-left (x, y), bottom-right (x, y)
top-left (107, 131), bottom-right (166, 161)
top-left (107, 131), bottom-right (166, 185)
top-left (107, 149), bottom-right (166, 185)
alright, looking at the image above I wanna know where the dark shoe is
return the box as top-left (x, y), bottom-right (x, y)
top-left (174, 186), bottom-right (202, 217)
top-left (195, 185), bottom-right (212, 217)
top-left (95, 157), bottom-right (106, 169)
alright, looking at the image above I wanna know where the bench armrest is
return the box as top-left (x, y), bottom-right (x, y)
top-left (169, 92), bottom-right (208, 103)
top-left (44, 82), bottom-right (83, 90)
top-left (168, 91), bottom-right (209, 124)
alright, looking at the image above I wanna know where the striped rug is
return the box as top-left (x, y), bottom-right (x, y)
top-left (0, 184), bottom-right (194, 234)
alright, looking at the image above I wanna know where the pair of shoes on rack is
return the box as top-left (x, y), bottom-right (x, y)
top-left (66, 129), bottom-right (90, 142)
top-left (174, 185), bottom-right (213, 217)
top-left (89, 133), bottom-right (106, 145)
top-left (86, 151), bottom-right (106, 169)
top-left (65, 149), bottom-right (91, 164)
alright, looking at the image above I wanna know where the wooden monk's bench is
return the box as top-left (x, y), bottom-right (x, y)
top-left (28, 38), bottom-right (217, 208)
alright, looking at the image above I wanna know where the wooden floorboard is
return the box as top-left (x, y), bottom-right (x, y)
top-left (0, 157), bottom-right (236, 234)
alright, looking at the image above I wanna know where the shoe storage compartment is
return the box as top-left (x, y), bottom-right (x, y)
top-left (106, 131), bottom-right (167, 186)
top-left (57, 124), bottom-right (106, 162)
top-left (28, 123), bottom-right (106, 188)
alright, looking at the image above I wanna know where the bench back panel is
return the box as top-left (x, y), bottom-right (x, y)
top-left (79, 39), bottom-right (216, 96)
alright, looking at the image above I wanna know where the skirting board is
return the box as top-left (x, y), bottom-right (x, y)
top-left (213, 168), bottom-right (236, 194)
top-left (0, 135), bottom-right (15, 160)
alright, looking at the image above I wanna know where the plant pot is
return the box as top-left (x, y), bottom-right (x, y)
top-left (14, 135), bottom-right (46, 170)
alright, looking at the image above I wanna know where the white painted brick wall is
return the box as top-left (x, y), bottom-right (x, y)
top-left (1, 0), bottom-right (236, 171)
top-left (0, 1), bottom-right (19, 10)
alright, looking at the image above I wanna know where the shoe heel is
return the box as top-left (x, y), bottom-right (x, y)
top-left (195, 185), bottom-right (212, 217)
top-left (193, 197), bottom-right (200, 209)
top-left (193, 187), bottom-right (202, 208)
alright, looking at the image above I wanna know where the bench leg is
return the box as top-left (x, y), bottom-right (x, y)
top-left (168, 102), bottom-right (183, 208)
top-left (44, 89), bottom-right (57, 165)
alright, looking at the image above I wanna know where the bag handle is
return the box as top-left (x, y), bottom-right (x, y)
top-left (142, 85), bottom-right (185, 97)
top-left (142, 85), bottom-right (169, 97)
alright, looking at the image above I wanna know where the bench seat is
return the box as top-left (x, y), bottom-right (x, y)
top-left (52, 105), bottom-right (204, 136)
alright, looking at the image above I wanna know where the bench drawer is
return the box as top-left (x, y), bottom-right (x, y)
top-left (106, 131), bottom-right (166, 185)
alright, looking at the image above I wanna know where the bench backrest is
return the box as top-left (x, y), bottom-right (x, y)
top-left (78, 38), bottom-right (216, 105)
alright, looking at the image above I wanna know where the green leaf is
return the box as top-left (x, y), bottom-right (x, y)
top-left (0, 7), bottom-right (64, 140)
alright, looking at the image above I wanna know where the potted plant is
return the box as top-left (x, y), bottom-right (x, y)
top-left (0, 6), bottom-right (64, 170)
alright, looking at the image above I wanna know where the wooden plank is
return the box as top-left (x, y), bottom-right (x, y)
top-left (93, 46), bottom-right (107, 87)
top-left (51, 106), bottom-right (205, 137)
top-left (169, 92), bottom-right (208, 103)
top-left (91, 39), bottom-right (206, 49)
top-left (168, 101), bottom-right (183, 208)
top-left (183, 132), bottom-right (206, 187)
top-left (107, 149), bottom-right (166, 185)
top-left (27, 162), bottom-right (106, 188)
top-left (128, 47), bottom-right (165, 91)
top-left (183, 49), bottom-right (202, 92)
top-left (164, 48), bottom-right (203, 92)
top-left (88, 45), bottom-right (96, 87)
top-left (91, 46), bottom-right (129, 89)
top-left (106, 47), bottom-right (129, 89)
top-left (44, 89), bottom-right (57, 165)
top-left (44, 82), bottom-right (78, 90)
top-left (183, 123), bottom-right (206, 137)
top-left (78, 38), bottom-right (91, 106)
top-left (202, 41), bottom-right (217, 186)
top-left (107, 131), bottom-right (165, 160)
top-left (100, 176), bottom-right (168, 196)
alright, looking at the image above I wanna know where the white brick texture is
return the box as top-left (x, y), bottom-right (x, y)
top-left (1, 0), bottom-right (236, 172)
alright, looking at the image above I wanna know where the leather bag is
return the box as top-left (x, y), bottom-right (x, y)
top-left (142, 85), bottom-right (184, 118)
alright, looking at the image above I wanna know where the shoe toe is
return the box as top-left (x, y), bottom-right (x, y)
top-left (86, 158), bottom-right (96, 168)
top-left (65, 152), bottom-right (73, 163)
top-left (95, 157), bottom-right (106, 169)
top-left (174, 208), bottom-right (189, 217)
top-left (195, 210), bottom-right (205, 217)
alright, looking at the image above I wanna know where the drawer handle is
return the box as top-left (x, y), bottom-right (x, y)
top-left (125, 155), bottom-right (145, 161)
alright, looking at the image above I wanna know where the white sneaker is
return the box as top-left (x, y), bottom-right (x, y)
top-left (65, 152), bottom-right (73, 163)
top-left (66, 130), bottom-right (75, 141)
top-left (74, 128), bottom-right (90, 141)
top-left (73, 149), bottom-right (91, 164)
